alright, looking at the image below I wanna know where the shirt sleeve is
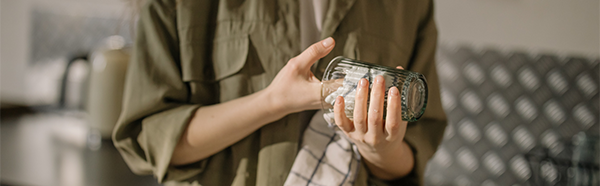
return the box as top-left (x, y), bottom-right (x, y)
top-left (112, 0), bottom-right (217, 183)
top-left (367, 0), bottom-right (447, 185)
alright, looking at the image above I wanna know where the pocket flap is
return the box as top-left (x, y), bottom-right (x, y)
top-left (212, 35), bottom-right (249, 80)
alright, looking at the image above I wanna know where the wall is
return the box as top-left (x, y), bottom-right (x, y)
top-left (1, 0), bottom-right (31, 104)
top-left (435, 0), bottom-right (599, 57)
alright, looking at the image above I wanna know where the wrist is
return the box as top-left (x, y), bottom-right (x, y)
top-left (360, 140), bottom-right (414, 180)
top-left (359, 139), bottom-right (405, 160)
top-left (259, 88), bottom-right (290, 119)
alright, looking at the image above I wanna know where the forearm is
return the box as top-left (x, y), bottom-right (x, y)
top-left (170, 89), bottom-right (286, 165)
top-left (361, 141), bottom-right (414, 180)
top-left (170, 37), bottom-right (333, 166)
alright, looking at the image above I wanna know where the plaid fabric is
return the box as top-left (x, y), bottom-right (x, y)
top-left (285, 110), bottom-right (361, 186)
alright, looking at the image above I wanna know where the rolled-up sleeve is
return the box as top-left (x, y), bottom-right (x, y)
top-left (112, 0), bottom-right (215, 183)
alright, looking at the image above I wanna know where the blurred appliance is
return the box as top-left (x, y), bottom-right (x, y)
top-left (87, 36), bottom-right (130, 139)
top-left (60, 55), bottom-right (91, 110)
top-left (525, 132), bottom-right (599, 186)
top-left (25, 56), bottom-right (90, 108)
top-left (571, 133), bottom-right (599, 186)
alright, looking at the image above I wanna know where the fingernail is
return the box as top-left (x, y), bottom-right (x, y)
top-left (359, 78), bottom-right (367, 87)
top-left (375, 75), bottom-right (384, 84)
top-left (322, 37), bottom-right (334, 48)
top-left (390, 86), bottom-right (399, 96)
top-left (336, 96), bottom-right (343, 104)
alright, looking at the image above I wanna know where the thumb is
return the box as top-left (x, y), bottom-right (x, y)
top-left (293, 37), bottom-right (335, 70)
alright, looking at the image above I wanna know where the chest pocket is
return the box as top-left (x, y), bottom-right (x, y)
top-left (212, 35), bottom-right (266, 102)
top-left (345, 31), bottom-right (411, 68)
top-left (213, 35), bottom-right (249, 80)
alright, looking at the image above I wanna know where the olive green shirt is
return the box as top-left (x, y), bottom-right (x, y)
top-left (112, 0), bottom-right (447, 185)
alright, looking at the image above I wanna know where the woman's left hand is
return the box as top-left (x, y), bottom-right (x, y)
top-left (333, 67), bottom-right (414, 180)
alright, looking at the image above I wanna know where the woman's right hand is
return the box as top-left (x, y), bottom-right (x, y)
top-left (265, 37), bottom-right (335, 115)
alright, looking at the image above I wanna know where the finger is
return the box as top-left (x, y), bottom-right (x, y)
top-left (292, 37), bottom-right (335, 71)
top-left (367, 75), bottom-right (386, 137)
top-left (385, 86), bottom-right (406, 140)
top-left (334, 96), bottom-right (354, 132)
top-left (353, 78), bottom-right (369, 133)
top-left (395, 66), bottom-right (404, 70)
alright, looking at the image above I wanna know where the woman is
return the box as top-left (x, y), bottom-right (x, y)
top-left (113, 0), bottom-right (447, 185)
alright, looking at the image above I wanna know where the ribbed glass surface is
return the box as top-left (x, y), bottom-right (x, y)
top-left (321, 56), bottom-right (428, 123)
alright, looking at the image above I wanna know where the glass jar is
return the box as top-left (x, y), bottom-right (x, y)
top-left (321, 56), bottom-right (428, 123)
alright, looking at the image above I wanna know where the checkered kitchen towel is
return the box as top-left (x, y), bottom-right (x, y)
top-left (284, 110), bottom-right (361, 186)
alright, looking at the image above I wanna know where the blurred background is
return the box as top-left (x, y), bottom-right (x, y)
top-left (0, 0), bottom-right (598, 186)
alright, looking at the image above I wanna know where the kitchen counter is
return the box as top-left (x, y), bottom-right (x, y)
top-left (1, 106), bottom-right (161, 186)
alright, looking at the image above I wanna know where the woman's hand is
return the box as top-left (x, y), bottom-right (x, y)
top-left (265, 37), bottom-right (335, 115)
top-left (333, 67), bottom-right (415, 180)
